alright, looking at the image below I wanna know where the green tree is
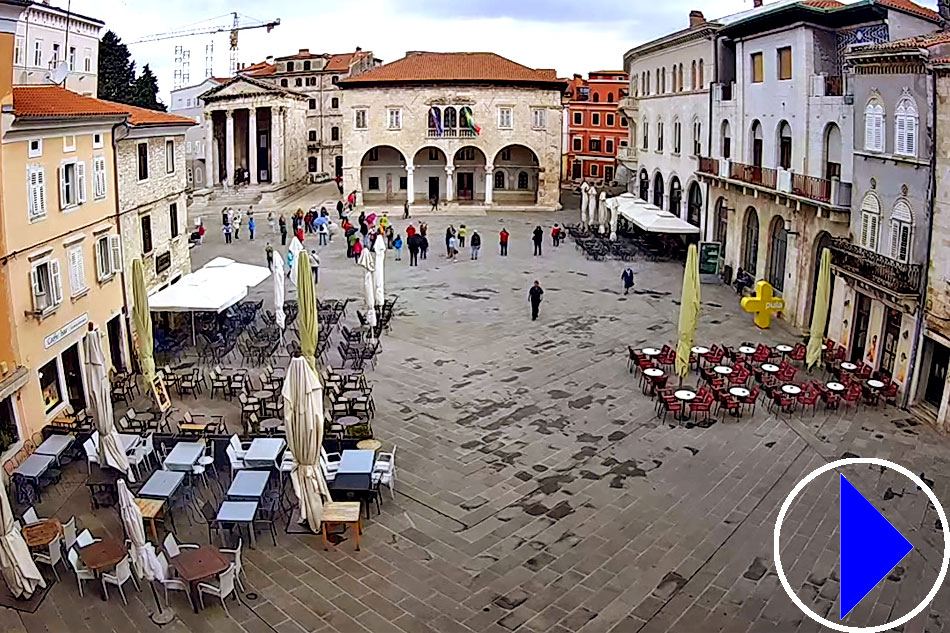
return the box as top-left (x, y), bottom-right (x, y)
top-left (132, 64), bottom-right (166, 111)
top-left (97, 30), bottom-right (136, 104)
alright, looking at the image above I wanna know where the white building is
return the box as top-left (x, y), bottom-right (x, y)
top-left (340, 52), bottom-right (566, 211)
top-left (169, 77), bottom-right (223, 192)
top-left (13, 1), bottom-right (102, 96)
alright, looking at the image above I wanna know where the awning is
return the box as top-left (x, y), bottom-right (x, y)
top-left (148, 257), bottom-right (270, 313)
top-left (610, 193), bottom-right (700, 235)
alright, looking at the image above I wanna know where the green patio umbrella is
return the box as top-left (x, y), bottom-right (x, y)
top-left (675, 244), bottom-right (701, 380)
top-left (807, 248), bottom-right (832, 370)
top-left (297, 251), bottom-right (319, 372)
top-left (131, 259), bottom-right (155, 383)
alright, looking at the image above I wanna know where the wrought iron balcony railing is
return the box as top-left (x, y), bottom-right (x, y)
top-left (830, 237), bottom-right (922, 296)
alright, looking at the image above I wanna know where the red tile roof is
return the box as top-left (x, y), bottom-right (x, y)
top-left (325, 52), bottom-right (364, 72)
top-left (100, 100), bottom-right (196, 127)
top-left (875, 0), bottom-right (940, 22)
top-left (340, 52), bottom-right (565, 87)
top-left (240, 61), bottom-right (276, 77)
top-left (13, 86), bottom-right (129, 120)
top-left (800, 0), bottom-right (844, 8)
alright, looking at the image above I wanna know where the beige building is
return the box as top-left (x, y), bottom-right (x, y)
top-left (1, 85), bottom-right (128, 440)
top-left (340, 52), bottom-right (566, 211)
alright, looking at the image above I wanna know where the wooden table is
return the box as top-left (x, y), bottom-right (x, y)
top-left (169, 546), bottom-right (229, 613)
top-left (22, 518), bottom-right (62, 548)
top-left (321, 501), bottom-right (363, 551)
top-left (79, 539), bottom-right (127, 600)
top-left (135, 498), bottom-right (165, 543)
top-left (179, 422), bottom-right (211, 436)
top-left (356, 439), bottom-right (381, 452)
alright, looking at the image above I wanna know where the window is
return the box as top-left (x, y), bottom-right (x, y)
top-left (368, 148), bottom-right (379, 161)
top-left (287, 61), bottom-right (295, 72)
top-left (518, 172), bottom-right (529, 189)
top-left (387, 108), bottom-right (401, 130)
top-left (864, 99), bottom-right (885, 152)
top-left (673, 120), bottom-right (682, 154)
top-left (494, 171), bottom-right (505, 189)
top-left (589, 138), bottom-right (602, 152)
top-left (27, 166), bottom-right (47, 221)
top-left (33, 40), bottom-right (42, 67)
top-left (642, 119), bottom-right (649, 150)
top-left (691, 61), bottom-right (697, 90)
top-left (308, 130), bottom-right (317, 142)
top-left (141, 215), bottom-right (153, 254)
top-left (29, 139), bottom-right (42, 158)
top-left (368, 177), bottom-right (379, 191)
top-left (699, 59), bottom-right (704, 87)
top-left (331, 97), bottom-right (339, 109)
top-left (280, 79), bottom-right (288, 88)
top-left (38, 358), bottom-right (62, 413)
top-left (592, 113), bottom-right (600, 126)
top-left (84, 48), bottom-right (91, 72)
top-left (14, 36), bottom-right (23, 65)
top-left (308, 98), bottom-right (316, 109)
top-left (303, 61), bottom-right (311, 70)
top-left (860, 193), bottom-right (881, 251)
top-left (0, 396), bottom-right (20, 454)
top-left (63, 135), bottom-right (75, 152)
top-left (501, 149), bottom-right (511, 161)
top-left (590, 164), bottom-right (599, 177)
top-left (657, 121), bottom-right (664, 152)
top-left (31, 259), bottom-right (62, 314)
top-left (573, 111), bottom-right (583, 126)
top-left (96, 235), bottom-right (121, 280)
top-left (354, 109), bottom-right (367, 129)
top-left (621, 117), bottom-right (628, 128)
top-left (777, 47), bottom-right (792, 80)
top-left (165, 140), bottom-right (175, 173)
top-left (743, 208), bottom-right (760, 275)
top-left (767, 218), bottom-right (788, 291)
top-left (169, 203), bottom-right (179, 239)
top-left (67, 245), bottom-right (86, 297)
top-left (605, 139), bottom-right (614, 154)
top-left (751, 52), bottom-right (764, 83)
top-left (459, 148), bottom-right (475, 161)
top-left (532, 108), bottom-right (545, 129)
top-left (606, 114), bottom-right (615, 127)
top-left (890, 200), bottom-right (913, 263)
top-left (93, 132), bottom-right (103, 148)
top-left (498, 107), bottom-right (513, 129)
top-left (693, 120), bottom-right (702, 156)
top-left (593, 93), bottom-right (600, 103)
top-left (572, 137), bottom-right (582, 151)
top-left (399, 176), bottom-right (407, 190)
top-left (58, 161), bottom-right (85, 209)
top-left (778, 122), bottom-right (792, 169)
top-left (295, 78), bottom-right (302, 87)
top-left (69, 46), bottom-right (75, 71)
top-left (331, 127), bottom-right (339, 141)
top-left (137, 143), bottom-right (148, 180)
top-left (93, 156), bottom-right (107, 199)
top-left (188, 168), bottom-right (193, 183)
top-left (895, 95), bottom-right (918, 157)
top-left (679, 63), bottom-right (684, 91)
top-left (51, 43), bottom-right (59, 66)
top-left (605, 166), bottom-right (614, 182)
top-left (607, 92), bottom-right (614, 103)
top-left (332, 76), bottom-right (339, 84)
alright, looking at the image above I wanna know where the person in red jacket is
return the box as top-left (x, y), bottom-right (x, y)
top-left (499, 228), bottom-right (510, 256)
top-left (406, 224), bottom-right (417, 238)
top-left (552, 224), bottom-right (561, 247)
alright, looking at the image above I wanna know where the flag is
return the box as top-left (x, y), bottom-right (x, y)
top-left (462, 108), bottom-right (481, 135)
top-left (429, 108), bottom-right (443, 135)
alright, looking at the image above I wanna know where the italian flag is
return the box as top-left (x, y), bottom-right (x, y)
top-left (462, 109), bottom-right (481, 135)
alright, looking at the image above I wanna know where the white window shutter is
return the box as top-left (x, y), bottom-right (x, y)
top-left (110, 234), bottom-right (122, 273)
top-left (865, 113), bottom-right (874, 150)
top-left (899, 224), bottom-right (910, 262)
top-left (49, 259), bottom-right (62, 305)
top-left (96, 239), bottom-right (106, 280)
top-left (27, 169), bottom-right (38, 219)
top-left (37, 168), bottom-right (47, 215)
top-left (895, 116), bottom-right (905, 155)
top-left (861, 212), bottom-right (870, 248)
top-left (890, 222), bottom-right (900, 259)
top-left (58, 166), bottom-right (66, 210)
top-left (870, 214), bottom-right (879, 251)
top-left (906, 116), bottom-right (917, 156)
top-left (30, 267), bottom-right (42, 309)
top-left (874, 113), bottom-right (884, 151)
top-left (77, 161), bottom-right (86, 203)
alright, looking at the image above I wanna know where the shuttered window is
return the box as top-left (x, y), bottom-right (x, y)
top-left (777, 47), bottom-right (792, 80)
top-left (751, 53), bottom-right (764, 83)
top-left (67, 245), bottom-right (86, 296)
top-left (27, 166), bottom-right (47, 221)
top-left (93, 156), bottom-right (107, 199)
top-left (889, 200), bottom-right (913, 263)
top-left (864, 101), bottom-right (884, 152)
top-left (895, 96), bottom-right (918, 157)
top-left (860, 193), bottom-right (881, 252)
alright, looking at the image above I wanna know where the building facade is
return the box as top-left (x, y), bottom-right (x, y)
top-left (563, 71), bottom-right (628, 185)
top-left (169, 77), bottom-right (223, 191)
top-left (697, 0), bottom-right (938, 330)
top-left (623, 10), bottom-right (718, 232)
top-left (1, 86), bottom-right (128, 443)
top-left (13, 1), bottom-right (101, 96)
top-left (340, 52), bottom-right (565, 211)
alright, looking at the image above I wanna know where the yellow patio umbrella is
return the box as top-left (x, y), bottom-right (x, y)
top-left (297, 251), bottom-right (319, 372)
top-left (131, 259), bottom-right (155, 383)
top-left (806, 248), bottom-right (832, 370)
top-left (675, 244), bottom-right (701, 380)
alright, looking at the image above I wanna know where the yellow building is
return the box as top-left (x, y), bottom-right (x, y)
top-left (0, 85), bottom-right (129, 444)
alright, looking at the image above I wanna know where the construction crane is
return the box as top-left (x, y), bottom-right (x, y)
top-left (130, 13), bottom-right (280, 77)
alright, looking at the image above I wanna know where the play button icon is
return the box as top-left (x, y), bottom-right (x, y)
top-left (839, 474), bottom-right (913, 619)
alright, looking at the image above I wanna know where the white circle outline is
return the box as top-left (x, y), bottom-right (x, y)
top-left (774, 457), bottom-right (949, 633)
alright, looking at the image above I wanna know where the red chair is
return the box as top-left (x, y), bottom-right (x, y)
top-left (741, 386), bottom-right (760, 415)
top-left (690, 398), bottom-right (713, 424)
top-left (882, 382), bottom-right (899, 406)
top-left (660, 398), bottom-right (683, 424)
top-left (798, 389), bottom-right (820, 416)
top-left (719, 395), bottom-right (742, 418)
top-left (841, 386), bottom-right (862, 410)
top-left (789, 343), bottom-right (806, 363)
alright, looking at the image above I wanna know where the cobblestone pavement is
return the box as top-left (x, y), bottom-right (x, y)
top-left (5, 189), bottom-right (950, 633)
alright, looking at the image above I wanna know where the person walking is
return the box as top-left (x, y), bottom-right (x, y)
top-left (265, 243), bottom-right (274, 268)
top-left (419, 222), bottom-right (428, 238)
top-left (393, 234), bottom-right (403, 260)
top-left (403, 201), bottom-right (410, 219)
top-left (221, 206), bottom-right (230, 228)
top-left (448, 234), bottom-right (458, 261)
top-left (532, 226), bottom-right (543, 256)
top-left (233, 213), bottom-right (242, 240)
top-left (318, 220), bottom-right (329, 246)
top-left (352, 236), bottom-right (363, 261)
top-left (196, 219), bottom-right (206, 244)
top-left (286, 250), bottom-right (294, 277)
top-left (528, 281), bottom-right (544, 321)
top-left (445, 225), bottom-right (455, 256)
top-left (335, 174), bottom-right (343, 195)
top-left (223, 222), bottom-right (232, 244)
top-left (385, 224), bottom-right (395, 249)
top-left (279, 215), bottom-right (287, 246)
top-left (310, 250), bottom-right (320, 284)
top-left (337, 199), bottom-right (345, 219)
top-left (458, 224), bottom-right (467, 248)
top-left (470, 230), bottom-right (481, 260)
top-left (499, 227), bottom-right (510, 256)
top-left (268, 211), bottom-right (275, 234)
top-left (248, 214), bottom-right (256, 240)
top-left (407, 233), bottom-right (420, 266)
top-left (430, 195), bottom-right (438, 212)
top-left (552, 224), bottom-right (561, 247)
top-left (621, 267), bottom-right (635, 295)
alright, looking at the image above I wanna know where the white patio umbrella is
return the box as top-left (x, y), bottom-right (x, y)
top-left (580, 181), bottom-right (589, 227)
top-left (84, 329), bottom-right (132, 480)
top-left (273, 256), bottom-right (286, 331)
top-left (288, 236), bottom-right (304, 287)
top-left (373, 232), bottom-right (386, 306)
top-left (282, 356), bottom-right (331, 533)
top-left (598, 191), bottom-right (608, 234)
top-left (588, 186), bottom-right (599, 228)
top-left (358, 249), bottom-right (377, 328)
top-left (117, 480), bottom-right (161, 581)
top-left (0, 482), bottom-right (45, 598)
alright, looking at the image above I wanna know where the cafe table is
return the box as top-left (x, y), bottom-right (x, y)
top-left (673, 390), bottom-right (696, 421)
top-left (14, 454), bottom-right (55, 501)
top-left (827, 382), bottom-right (846, 392)
top-left (138, 470), bottom-right (185, 500)
top-left (738, 346), bottom-right (757, 356)
top-left (781, 385), bottom-right (803, 396)
top-left (776, 344), bottom-right (794, 355)
top-left (135, 498), bottom-right (165, 543)
top-left (713, 366), bottom-right (733, 376)
top-left (641, 347), bottom-right (662, 357)
top-left (321, 501), bottom-right (363, 551)
top-left (227, 470), bottom-right (269, 501)
top-left (79, 538), bottom-right (127, 600)
top-left (163, 442), bottom-right (204, 472)
top-left (761, 363), bottom-right (780, 374)
top-left (21, 518), bottom-right (62, 548)
top-left (35, 435), bottom-right (75, 464)
top-left (244, 438), bottom-right (285, 469)
top-left (169, 546), bottom-right (230, 613)
top-left (216, 501), bottom-right (259, 548)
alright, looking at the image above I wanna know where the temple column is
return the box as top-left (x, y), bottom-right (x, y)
top-left (248, 108), bottom-right (258, 185)
top-left (485, 164), bottom-right (494, 205)
top-left (204, 112), bottom-right (214, 187)
top-left (406, 165), bottom-right (415, 204)
top-left (271, 106), bottom-right (283, 185)
top-left (224, 110), bottom-right (235, 187)
top-left (445, 165), bottom-right (455, 202)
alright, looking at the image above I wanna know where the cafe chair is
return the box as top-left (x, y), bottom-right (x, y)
top-left (163, 533), bottom-right (199, 558)
top-left (157, 553), bottom-right (193, 609)
top-left (76, 529), bottom-right (99, 548)
top-left (220, 538), bottom-right (246, 592)
top-left (82, 439), bottom-right (98, 472)
top-left (22, 506), bottom-right (39, 524)
top-left (226, 446), bottom-right (247, 480)
top-left (229, 435), bottom-right (250, 460)
top-left (197, 564), bottom-right (238, 616)
top-left (101, 556), bottom-right (140, 605)
top-left (34, 535), bottom-right (64, 582)
top-left (372, 447), bottom-right (396, 500)
top-left (67, 548), bottom-right (96, 598)
top-left (62, 516), bottom-right (77, 551)
top-left (254, 497), bottom-right (280, 546)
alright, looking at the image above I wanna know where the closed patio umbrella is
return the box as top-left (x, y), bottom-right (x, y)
top-left (273, 256), bottom-right (286, 331)
top-left (358, 249), bottom-right (377, 329)
top-left (807, 248), bottom-right (832, 370)
top-left (282, 356), bottom-right (331, 533)
top-left (580, 182), bottom-right (589, 227)
top-left (117, 480), bottom-right (161, 580)
top-left (373, 232), bottom-right (386, 306)
top-left (0, 482), bottom-right (44, 598)
top-left (296, 251), bottom-right (319, 372)
top-left (675, 244), bottom-right (701, 380)
top-left (85, 329), bottom-right (133, 480)
top-left (131, 259), bottom-right (155, 383)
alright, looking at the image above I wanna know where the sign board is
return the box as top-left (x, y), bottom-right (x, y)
top-left (699, 242), bottom-right (722, 283)
top-left (741, 281), bottom-right (786, 329)
top-left (44, 313), bottom-right (89, 349)
top-left (155, 251), bottom-right (172, 274)
top-left (151, 373), bottom-right (171, 414)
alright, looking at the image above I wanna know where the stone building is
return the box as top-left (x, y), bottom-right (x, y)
top-left (563, 71), bottom-right (629, 184)
top-left (340, 52), bottom-right (565, 211)
top-left (197, 75), bottom-right (309, 205)
top-left (169, 77), bottom-right (223, 191)
top-left (697, 0), bottom-right (938, 330)
top-left (111, 103), bottom-right (196, 299)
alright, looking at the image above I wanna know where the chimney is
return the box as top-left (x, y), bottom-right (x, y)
top-left (298, 48), bottom-right (309, 56)
top-left (689, 10), bottom-right (706, 27)
top-left (753, 0), bottom-right (763, 6)
top-left (355, 46), bottom-right (362, 52)
top-left (265, 56), bottom-right (274, 65)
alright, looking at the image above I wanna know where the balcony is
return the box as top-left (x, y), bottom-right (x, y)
top-left (618, 96), bottom-right (638, 115)
top-left (830, 237), bottom-right (922, 296)
top-left (700, 157), bottom-right (851, 209)
top-left (824, 75), bottom-right (843, 96)
top-left (426, 129), bottom-right (477, 139)
top-left (714, 82), bottom-right (734, 103)
top-left (730, 161), bottom-right (777, 189)
top-left (697, 156), bottom-right (719, 176)
top-left (617, 146), bottom-right (637, 165)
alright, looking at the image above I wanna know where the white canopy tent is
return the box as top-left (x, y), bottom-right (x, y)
top-left (610, 193), bottom-right (700, 235)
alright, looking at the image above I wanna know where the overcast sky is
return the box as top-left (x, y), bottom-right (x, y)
top-left (65, 0), bottom-right (939, 104)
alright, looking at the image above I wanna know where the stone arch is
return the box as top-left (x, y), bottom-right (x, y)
top-left (823, 122), bottom-right (842, 180)
top-left (807, 230), bottom-right (835, 329)
top-left (714, 197), bottom-right (729, 251)
top-left (776, 120), bottom-right (792, 169)
top-left (360, 145), bottom-right (407, 203)
top-left (453, 146), bottom-right (488, 202)
top-left (687, 180), bottom-right (702, 227)
top-left (412, 146), bottom-right (448, 204)
top-left (669, 176), bottom-right (682, 215)
top-left (750, 119), bottom-right (763, 167)
top-left (652, 171), bottom-right (664, 208)
top-left (494, 144), bottom-right (539, 204)
top-left (742, 206), bottom-right (760, 276)
top-left (638, 168), bottom-right (649, 201)
top-left (721, 119), bottom-right (732, 159)
top-left (766, 215), bottom-right (788, 292)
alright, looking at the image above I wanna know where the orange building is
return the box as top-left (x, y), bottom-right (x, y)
top-left (564, 71), bottom-right (629, 184)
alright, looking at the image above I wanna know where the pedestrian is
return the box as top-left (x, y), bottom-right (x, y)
top-left (296, 226), bottom-right (305, 244)
top-left (445, 225), bottom-right (455, 256)
top-left (420, 234), bottom-right (429, 259)
top-left (223, 223), bottom-right (232, 244)
top-left (430, 195), bottom-right (438, 212)
top-left (448, 234), bottom-right (458, 261)
top-left (347, 231), bottom-right (358, 258)
top-left (393, 234), bottom-right (403, 260)
top-left (347, 190), bottom-right (356, 209)
top-left (221, 207), bottom-right (229, 227)
top-left (385, 224), bottom-right (395, 249)
top-left (196, 219), bottom-right (206, 244)
top-left (470, 230), bottom-right (481, 260)
top-left (458, 224), bottom-right (467, 248)
top-left (420, 222), bottom-right (428, 238)
top-left (248, 214), bottom-right (256, 240)
top-left (552, 223), bottom-right (561, 247)
top-left (528, 280), bottom-right (544, 321)
top-left (310, 250), bottom-right (320, 284)
top-left (499, 227), bottom-right (510, 256)
top-left (353, 237), bottom-right (363, 261)
top-left (337, 199), bottom-right (345, 219)
top-left (286, 250), bottom-right (294, 277)
top-left (734, 267), bottom-right (754, 295)
top-left (335, 174), bottom-right (343, 195)
top-left (304, 209), bottom-right (313, 234)
top-left (407, 233), bottom-right (420, 266)
top-left (265, 243), bottom-right (274, 268)
top-left (233, 213), bottom-right (242, 240)
top-left (279, 215), bottom-right (287, 246)
top-left (268, 211), bottom-right (275, 234)
top-left (403, 201), bottom-right (410, 219)
top-left (318, 220), bottom-right (329, 246)
top-left (621, 267), bottom-right (635, 295)
top-left (532, 225), bottom-right (543, 256)
top-left (226, 206), bottom-right (234, 227)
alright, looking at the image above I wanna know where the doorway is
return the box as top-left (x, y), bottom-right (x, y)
top-left (428, 177), bottom-right (440, 203)
top-left (457, 172), bottom-right (473, 201)
top-left (256, 130), bottom-right (270, 183)
top-left (335, 155), bottom-right (343, 178)
top-left (572, 161), bottom-right (581, 180)
top-left (926, 342), bottom-right (949, 406)
top-left (851, 294), bottom-right (872, 363)
top-left (879, 308), bottom-right (902, 376)
top-left (61, 343), bottom-right (86, 412)
top-left (107, 316), bottom-right (124, 372)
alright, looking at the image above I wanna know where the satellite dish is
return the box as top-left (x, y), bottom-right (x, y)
top-left (50, 63), bottom-right (68, 85)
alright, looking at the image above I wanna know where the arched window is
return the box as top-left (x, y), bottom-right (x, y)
top-left (687, 182), bottom-right (702, 227)
top-left (661, 67), bottom-right (666, 93)
top-left (691, 61), bottom-right (697, 90)
top-left (864, 98), bottom-right (885, 152)
top-left (639, 169), bottom-right (649, 201)
top-left (308, 130), bottom-right (317, 142)
top-left (671, 65), bottom-right (677, 92)
top-left (669, 177), bottom-right (682, 214)
top-left (443, 107), bottom-right (457, 132)
top-left (692, 118), bottom-right (702, 156)
top-left (593, 92), bottom-right (600, 103)
top-left (860, 193), bottom-right (881, 251)
top-left (494, 170), bottom-right (505, 190)
top-left (895, 94), bottom-right (918, 157)
top-left (751, 120), bottom-right (763, 167)
top-left (890, 200), bottom-right (913, 262)
top-left (653, 172), bottom-right (664, 207)
top-left (698, 59), bottom-right (704, 87)
top-left (743, 207), bottom-right (759, 275)
top-left (721, 119), bottom-right (732, 159)
top-left (607, 92), bottom-right (614, 102)
top-left (715, 198), bottom-right (728, 250)
top-left (777, 121), bottom-right (792, 169)
top-left (642, 118), bottom-right (649, 150)
top-left (428, 107), bottom-right (442, 135)
top-left (657, 120), bottom-right (664, 152)
top-left (518, 171), bottom-right (529, 189)
top-left (767, 217), bottom-right (788, 292)
top-left (673, 118), bottom-right (682, 154)
top-left (678, 63), bottom-right (684, 91)
top-left (331, 97), bottom-right (339, 109)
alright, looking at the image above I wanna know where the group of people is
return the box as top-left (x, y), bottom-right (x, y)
top-left (220, 206), bottom-right (257, 244)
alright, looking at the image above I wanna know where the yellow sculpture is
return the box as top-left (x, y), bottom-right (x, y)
top-left (741, 281), bottom-right (786, 329)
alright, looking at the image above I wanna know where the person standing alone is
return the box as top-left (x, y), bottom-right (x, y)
top-left (532, 226), bottom-right (543, 256)
top-left (470, 230), bottom-right (481, 260)
top-left (499, 228), bottom-right (510, 256)
top-left (528, 281), bottom-right (544, 321)
top-left (621, 267), bottom-right (635, 295)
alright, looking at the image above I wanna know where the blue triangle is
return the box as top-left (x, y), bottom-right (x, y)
top-left (840, 474), bottom-right (913, 619)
